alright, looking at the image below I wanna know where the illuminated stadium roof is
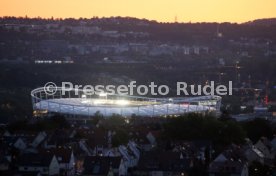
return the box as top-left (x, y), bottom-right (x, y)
top-left (31, 87), bottom-right (222, 117)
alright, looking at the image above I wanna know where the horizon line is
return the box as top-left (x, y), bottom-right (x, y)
top-left (1, 15), bottom-right (276, 24)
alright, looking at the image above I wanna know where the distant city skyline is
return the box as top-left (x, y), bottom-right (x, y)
top-left (0, 0), bottom-right (276, 23)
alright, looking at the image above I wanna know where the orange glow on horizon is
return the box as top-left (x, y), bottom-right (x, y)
top-left (0, 0), bottom-right (276, 23)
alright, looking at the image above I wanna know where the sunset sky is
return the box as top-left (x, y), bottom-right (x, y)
top-left (0, 0), bottom-right (275, 23)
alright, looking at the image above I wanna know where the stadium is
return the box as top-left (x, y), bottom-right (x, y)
top-left (31, 87), bottom-right (222, 118)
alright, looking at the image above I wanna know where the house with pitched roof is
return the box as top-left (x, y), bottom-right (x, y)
top-left (83, 156), bottom-right (127, 176)
top-left (135, 151), bottom-right (192, 176)
top-left (18, 153), bottom-right (60, 176)
top-left (40, 148), bottom-right (75, 176)
top-left (209, 148), bottom-right (248, 176)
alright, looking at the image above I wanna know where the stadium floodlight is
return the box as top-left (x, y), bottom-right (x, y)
top-left (93, 99), bottom-right (104, 105)
top-left (81, 94), bottom-right (87, 98)
top-left (99, 92), bottom-right (107, 97)
top-left (116, 100), bottom-right (129, 106)
top-left (99, 92), bottom-right (108, 100)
